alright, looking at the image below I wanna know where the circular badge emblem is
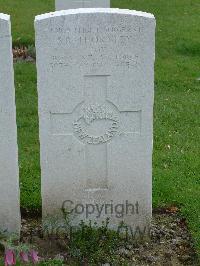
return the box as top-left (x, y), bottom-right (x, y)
top-left (73, 102), bottom-right (119, 145)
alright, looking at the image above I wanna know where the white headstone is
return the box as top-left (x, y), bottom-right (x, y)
top-left (56, 0), bottom-right (110, 11)
top-left (35, 9), bottom-right (155, 233)
top-left (0, 13), bottom-right (20, 234)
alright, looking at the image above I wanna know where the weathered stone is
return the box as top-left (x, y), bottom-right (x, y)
top-left (0, 13), bottom-right (20, 234)
top-left (35, 8), bottom-right (155, 233)
top-left (56, 0), bottom-right (110, 11)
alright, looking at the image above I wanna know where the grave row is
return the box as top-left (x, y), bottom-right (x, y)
top-left (0, 7), bottom-right (155, 235)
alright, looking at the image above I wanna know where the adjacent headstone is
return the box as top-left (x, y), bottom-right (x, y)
top-left (0, 13), bottom-right (20, 234)
top-left (56, 0), bottom-right (110, 11)
top-left (35, 9), bottom-right (155, 233)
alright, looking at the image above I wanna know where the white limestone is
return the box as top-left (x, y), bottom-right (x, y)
top-left (35, 8), bottom-right (155, 233)
top-left (0, 13), bottom-right (20, 234)
top-left (56, 0), bottom-right (110, 11)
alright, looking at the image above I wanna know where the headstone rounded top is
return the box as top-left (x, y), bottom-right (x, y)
top-left (0, 13), bottom-right (10, 21)
top-left (0, 13), bottom-right (11, 38)
top-left (35, 8), bottom-right (155, 22)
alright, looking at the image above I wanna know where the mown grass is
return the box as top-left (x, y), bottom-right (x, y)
top-left (14, 63), bottom-right (41, 211)
top-left (0, 0), bottom-right (200, 256)
top-left (0, 0), bottom-right (54, 45)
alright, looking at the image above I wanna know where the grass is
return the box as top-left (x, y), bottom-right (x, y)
top-left (0, 0), bottom-right (200, 257)
top-left (0, 0), bottom-right (54, 46)
top-left (15, 63), bottom-right (41, 211)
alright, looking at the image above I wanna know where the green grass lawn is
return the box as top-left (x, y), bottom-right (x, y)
top-left (0, 0), bottom-right (200, 256)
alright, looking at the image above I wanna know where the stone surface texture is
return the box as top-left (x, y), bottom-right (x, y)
top-left (56, 0), bottom-right (110, 11)
top-left (0, 13), bottom-right (20, 234)
top-left (35, 8), bottom-right (155, 232)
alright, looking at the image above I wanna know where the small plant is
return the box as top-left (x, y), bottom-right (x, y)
top-left (43, 215), bottom-right (71, 239)
top-left (42, 213), bottom-right (133, 264)
top-left (68, 219), bottom-right (121, 264)
top-left (0, 229), bottom-right (8, 251)
top-left (27, 45), bottom-right (36, 60)
top-left (4, 248), bottom-right (40, 265)
top-left (3, 236), bottom-right (40, 265)
top-left (37, 258), bottom-right (64, 266)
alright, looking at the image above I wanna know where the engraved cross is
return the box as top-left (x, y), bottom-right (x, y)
top-left (51, 75), bottom-right (141, 190)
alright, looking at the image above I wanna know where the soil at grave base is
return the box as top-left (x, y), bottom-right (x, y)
top-left (16, 208), bottom-right (198, 266)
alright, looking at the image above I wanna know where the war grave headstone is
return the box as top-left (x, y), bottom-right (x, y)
top-left (0, 13), bottom-right (20, 234)
top-left (35, 8), bottom-right (155, 234)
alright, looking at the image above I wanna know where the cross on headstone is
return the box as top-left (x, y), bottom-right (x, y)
top-left (51, 75), bottom-right (141, 190)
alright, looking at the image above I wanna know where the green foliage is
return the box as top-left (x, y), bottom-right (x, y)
top-left (68, 219), bottom-right (120, 264)
top-left (43, 215), bottom-right (71, 238)
top-left (36, 258), bottom-right (64, 266)
top-left (0, 231), bottom-right (23, 252)
top-left (0, 229), bottom-right (8, 251)
top-left (14, 62), bottom-right (41, 211)
top-left (0, 0), bottom-right (54, 46)
top-left (40, 216), bottom-right (132, 264)
top-left (0, 234), bottom-right (37, 265)
top-left (42, 215), bottom-right (129, 264)
top-left (27, 45), bottom-right (36, 59)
